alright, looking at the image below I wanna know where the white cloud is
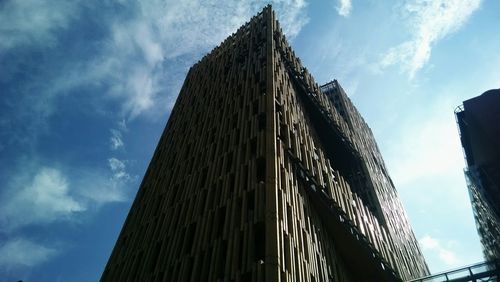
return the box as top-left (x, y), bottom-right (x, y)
top-left (439, 249), bottom-right (460, 266)
top-left (0, 238), bottom-right (58, 268)
top-left (0, 167), bottom-right (85, 230)
top-left (110, 129), bottom-right (124, 150)
top-left (108, 157), bottom-right (131, 182)
top-left (74, 171), bottom-right (130, 205)
top-left (1, 1), bottom-right (310, 157)
top-left (0, 0), bottom-right (310, 135)
top-left (380, 0), bottom-right (481, 79)
top-left (0, 161), bottom-right (135, 231)
top-left (0, 0), bottom-right (79, 52)
top-left (337, 0), bottom-right (352, 17)
top-left (108, 158), bottom-right (125, 172)
top-left (82, 0), bottom-right (309, 119)
top-left (118, 119), bottom-right (128, 132)
top-left (419, 235), bottom-right (460, 266)
top-left (420, 235), bottom-right (439, 249)
top-left (273, 0), bottom-right (309, 39)
top-left (0, 0), bottom-right (309, 271)
top-left (76, 158), bottom-right (133, 204)
top-left (145, 0), bottom-right (308, 58)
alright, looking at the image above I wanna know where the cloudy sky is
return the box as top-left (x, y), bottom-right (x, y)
top-left (1, 0), bottom-right (498, 281)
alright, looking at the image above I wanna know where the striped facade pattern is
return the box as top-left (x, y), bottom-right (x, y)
top-left (102, 6), bottom-right (428, 282)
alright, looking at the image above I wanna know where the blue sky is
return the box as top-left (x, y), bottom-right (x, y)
top-left (0, 0), bottom-right (498, 281)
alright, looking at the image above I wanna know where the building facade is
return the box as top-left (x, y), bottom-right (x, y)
top-left (456, 89), bottom-right (500, 261)
top-left (102, 6), bottom-right (429, 281)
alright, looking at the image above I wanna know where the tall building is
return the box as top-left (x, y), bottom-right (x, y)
top-left (456, 89), bottom-right (500, 261)
top-left (102, 6), bottom-right (429, 281)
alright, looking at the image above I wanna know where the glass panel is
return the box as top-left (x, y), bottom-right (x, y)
top-left (422, 274), bottom-right (447, 282)
top-left (446, 268), bottom-right (470, 279)
top-left (470, 264), bottom-right (489, 274)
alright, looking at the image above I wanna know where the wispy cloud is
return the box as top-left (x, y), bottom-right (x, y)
top-left (108, 158), bottom-right (131, 182)
top-left (0, 160), bottom-right (134, 232)
top-left (0, 1), bottom-right (309, 271)
top-left (273, 0), bottom-right (309, 38)
top-left (336, 0), bottom-right (352, 17)
top-left (85, 0), bottom-right (310, 119)
top-left (75, 173), bottom-right (131, 205)
top-left (0, 238), bottom-right (58, 268)
top-left (75, 158), bottom-right (134, 205)
top-left (0, 167), bottom-right (85, 230)
top-left (420, 235), bottom-right (460, 266)
top-left (110, 129), bottom-right (124, 150)
top-left (0, 0), bottom-right (310, 153)
top-left (0, 0), bottom-right (79, 52)
top-left (0, 0), bottom-right (308, 232)
top-left (380, 0), bottom-right (481, 79)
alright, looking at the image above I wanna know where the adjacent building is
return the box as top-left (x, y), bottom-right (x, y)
top-left (456, 89), bottom-right (500, 261)
top-left (102, 6), bottom-right (429, 281)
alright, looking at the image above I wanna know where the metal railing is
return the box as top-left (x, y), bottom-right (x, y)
top-left (286, 145), bottom-right (401, 281)
top-left (275, 33), bottom-right (402, 281)
top-left (408, 260), bottom-right (499, 282)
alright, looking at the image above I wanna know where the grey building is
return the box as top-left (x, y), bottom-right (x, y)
top-left (456, 89), bottom-right (500, 261)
